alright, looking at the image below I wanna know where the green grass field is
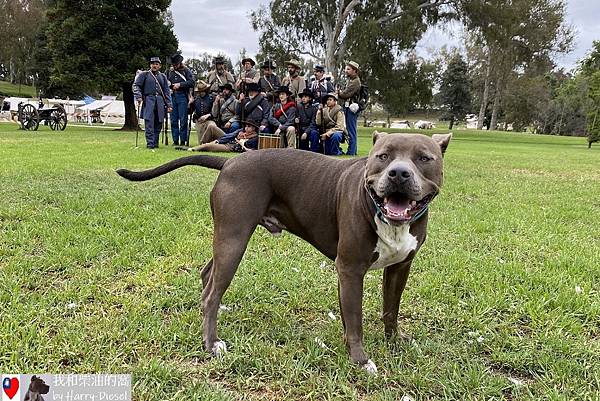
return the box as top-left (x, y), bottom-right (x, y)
top-left (0, 80), bottom-right (36, 98)
top-left (0, 123), bottom-right (598, 400)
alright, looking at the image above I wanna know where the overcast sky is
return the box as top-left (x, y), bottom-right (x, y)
top-left (170, 0), bottom-right (599, 71)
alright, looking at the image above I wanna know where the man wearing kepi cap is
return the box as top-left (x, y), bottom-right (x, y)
top-left (309, 65), bottom-right (334, 103)
top-left (337, 61), bottom-right (361, 156)
top-left (168, 53), bottom-right (195, 146)
top-left (133, 57), bottom-right (172, 149)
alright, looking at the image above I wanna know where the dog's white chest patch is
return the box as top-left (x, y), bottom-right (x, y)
top-left (369, 218), bottom-right (418, 270)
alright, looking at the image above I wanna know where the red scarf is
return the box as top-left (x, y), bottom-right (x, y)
top-left (274, 100), bottom-right (296, 119)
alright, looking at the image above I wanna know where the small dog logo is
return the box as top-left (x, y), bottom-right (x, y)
top-left (23, 376), bottom-right (49, 401)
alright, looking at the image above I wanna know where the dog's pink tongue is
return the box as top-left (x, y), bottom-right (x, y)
top-left (384, 197), bottom-right (410, 215)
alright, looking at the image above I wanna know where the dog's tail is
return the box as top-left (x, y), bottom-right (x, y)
top-left (116, 155), bottom-right (227, 182)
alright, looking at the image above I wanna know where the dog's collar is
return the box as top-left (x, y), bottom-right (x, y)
top-left (364, 182), bottom-right (429, 225)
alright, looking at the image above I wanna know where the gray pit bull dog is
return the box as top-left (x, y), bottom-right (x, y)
top-left (116, 131), bottom-right (451, 374)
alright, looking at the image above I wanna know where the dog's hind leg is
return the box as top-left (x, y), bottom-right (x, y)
top-left (201, 221), bottom-right (257, 357)
top-left (201, 258), bottom-right (213, 289)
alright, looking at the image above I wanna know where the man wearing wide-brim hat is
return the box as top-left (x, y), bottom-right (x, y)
top-left (259, 60), bottom-right (281, 103)
top-left (316, 92), bottom-right (345, 155)
top-left (268, 85), bottom-right (298, 148)
top-left (211, 83), bottom-right (240, 134)
top-left (296, 88), bottom-right (320, 152)
top-left (337, 60), bottom-right (361, 156)
top-left (282, 59), bottom-right (306, 102)
top-left (236, 82), bottom-right (270, 133)
top-left (133, 56), bottom-right (172, 149)
top-left (191, 80), bottom-right (215, 145)
top-left (207, 56), bottom-right (235, 95)
top-left (236, 57), bottom-right (260, 95)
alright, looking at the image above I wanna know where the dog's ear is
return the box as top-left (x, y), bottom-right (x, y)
top-left (372, 130), bottom-right (386, 145)
top-left (432, 133), bottom-right (452, 155)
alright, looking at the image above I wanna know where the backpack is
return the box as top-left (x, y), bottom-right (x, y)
top-left (357, 84), bottom-right (369, 111)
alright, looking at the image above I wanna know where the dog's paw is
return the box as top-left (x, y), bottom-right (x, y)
top-left (211, 340), bottom-right (228, 357)
top-left (361, 359), bottom-right (378, 375)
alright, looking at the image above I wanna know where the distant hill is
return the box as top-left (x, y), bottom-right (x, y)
top-left (0, 80), bottom-right (36, 98)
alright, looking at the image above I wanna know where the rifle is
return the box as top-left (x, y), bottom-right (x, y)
top-left (320, 105), bottom-right (326, 154)
top-left (135, 101), bottom-right (141, 148)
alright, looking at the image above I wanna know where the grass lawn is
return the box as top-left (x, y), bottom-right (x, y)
top-left (0, 123), bottom-right (598, 400)
top-left (0, 80), bottom-right (36, 98)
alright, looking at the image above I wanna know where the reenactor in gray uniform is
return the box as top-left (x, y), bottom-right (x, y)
top-left (281, 59), bottom-right (306, 102)
top-left (133, 57), bottom-right (172, 149)
top-left (236, 57), bottom-right (260, 95)
top-left (207, 56), bottom-right (235, 95)
top-left (258, 60), bottom-right (281, 104)
top-left (212, 83), bottom-right (239, 133)
top-left (337, 61), bottom-right (361, 156)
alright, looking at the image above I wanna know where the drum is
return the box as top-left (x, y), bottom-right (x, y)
top-left (258, 133), bottom-right (281, 149)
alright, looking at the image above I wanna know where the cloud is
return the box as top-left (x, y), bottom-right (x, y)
top-left (170, 0), bottom-right (268, 61)
top-left (170, 0), bottom-right (597, 70)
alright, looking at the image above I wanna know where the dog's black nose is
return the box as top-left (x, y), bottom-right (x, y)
top-left (388, 166), bottom-right (413, 181)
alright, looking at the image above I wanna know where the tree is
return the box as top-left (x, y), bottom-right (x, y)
top-left (38, 0), bottom-right (177, 130)
top-left (250, 0), bottom-right (453, 80)
top-left (251, 0), bottom-right (451, 117)
top-left (0, 0), bottom-right (46, 87)
top-left (458, 0), bottom-right (573, 130)
top-left (437, 53), bottom-right (471, 129)
top-left (580, 41), bottom-right (600, 148)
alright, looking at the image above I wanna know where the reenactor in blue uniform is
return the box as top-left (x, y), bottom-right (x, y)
top-left (309, 65), bottom-right (334, 103)
top-left (167, 53), bottom-right (195, 146)
top-left (133, 57), bottom-right (172, 149)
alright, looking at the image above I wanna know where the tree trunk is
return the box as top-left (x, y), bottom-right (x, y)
top-left (490, 87), bottom-right (501, 130)
top-left (120, 81), bottom-right (138, 130)
top-left (477, 52), bottom-right (492, 130)
top-left (449, 115), bottom-right (455, 130)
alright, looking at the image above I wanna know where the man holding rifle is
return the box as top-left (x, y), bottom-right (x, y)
top-left (133, 57), bottom-right (172, 149)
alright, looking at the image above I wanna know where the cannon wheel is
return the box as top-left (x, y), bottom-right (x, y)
top-left (49, 105), bottom-right (68, 131)
top-left (20, 104), bottom-right (39, 131)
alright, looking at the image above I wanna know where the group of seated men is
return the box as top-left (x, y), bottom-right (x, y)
top-left (166, 55), bottom-right (363, 156)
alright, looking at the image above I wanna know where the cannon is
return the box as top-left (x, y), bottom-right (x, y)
top-left (18, 102), bottom-right (68, 131)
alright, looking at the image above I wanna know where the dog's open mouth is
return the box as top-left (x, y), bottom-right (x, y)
top-left (369, 189), bottom-right (435, 223)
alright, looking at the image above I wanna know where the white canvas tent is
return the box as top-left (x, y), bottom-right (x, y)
top-left (100, 100), bottom-right (125, 124)
top-left (466, 114), bottom-right (478, 129)
top-left (77, 100), bottom-right (113, 124)
top-left (390, 120), bottom-right (411, 129)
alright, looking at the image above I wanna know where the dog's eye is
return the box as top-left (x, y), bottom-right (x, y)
top-left (377, 154), bottom-right (388, 161)
top-left (418, 155), bottom-right (433, 162)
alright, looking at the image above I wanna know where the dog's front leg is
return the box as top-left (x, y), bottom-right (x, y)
top-left (336, 262), bottom-right (377, 374)
top-left (382, 260), bottom-right (412, 340)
